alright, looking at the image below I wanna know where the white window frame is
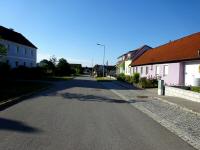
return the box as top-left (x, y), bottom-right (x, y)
top-left (163, 65), bottom-right (169, 76)
top-left (155, 66), bottom-right (160, 76)
top-left (146, 66), bottom-right (148, 75)
top-left (141, 67), bottom-right (143, 74)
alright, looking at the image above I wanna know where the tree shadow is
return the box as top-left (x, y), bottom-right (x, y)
top-left (60, 92), bottom-right (147, 104)
top-left (0, 118), bottom-right (41, 133)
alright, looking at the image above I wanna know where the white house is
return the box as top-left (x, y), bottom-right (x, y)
top-left (0, 26), bottom-right (37, 68)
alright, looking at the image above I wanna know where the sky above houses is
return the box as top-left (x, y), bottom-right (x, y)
top-left (0, 0), bottom-right (200, 66)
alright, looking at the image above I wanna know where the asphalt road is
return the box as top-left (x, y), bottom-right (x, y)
top-left (0, 76), bottom-right (195, 150)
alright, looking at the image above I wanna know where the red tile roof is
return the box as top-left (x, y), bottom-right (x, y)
top-left (130, 32), bottom-right (200, 66)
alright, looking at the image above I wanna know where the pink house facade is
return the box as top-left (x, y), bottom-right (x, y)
top-left (133, 62), bottom-right (184, 86)
top-left (130, 32), bottom-right (200, 86)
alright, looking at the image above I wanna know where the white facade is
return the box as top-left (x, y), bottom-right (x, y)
top-left (0, 39), bottom-right (37, 68)
top-left (185, 61), bottom-right (200, 86)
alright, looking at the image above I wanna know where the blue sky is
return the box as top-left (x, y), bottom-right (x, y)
top-left (0, 0), bottom-right (200, 66)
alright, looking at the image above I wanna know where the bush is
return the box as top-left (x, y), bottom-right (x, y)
top-left (133, 73), bottom-right (140, 84)
top-left (117, 73), bottom-right (125, 81)
top-left (10, 66), bottom-right (45, 80)
top-left (0, 62), bottom-right (10, 80)
top-left (125, 75), bottom-right (130, 82)
top-left (139, 77), bottom-right (158, 88)
top-left (124, 75), bottom-right (134, 84)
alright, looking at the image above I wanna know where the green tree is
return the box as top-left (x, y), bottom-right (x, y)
top-left (0, 44), bottom-right (7, 62)
top-left (49, 55), bottom-right (57, 66)
top-left (56, 58), bottom-right (71, 76)
top-left (38, 59), bottom-right (55, 75)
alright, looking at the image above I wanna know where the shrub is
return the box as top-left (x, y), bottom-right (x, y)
top-left (0, 62), bottom-right (10, 80)
top-left (117, 73), bottom-right (125, 81)
top-left (133, 73), bottom-right (140, 84)
top-left (139, 77), bottom-right (158, 88)
top-left (124, 75), bottom-right (134, 84)
top-left (125, 75), bottom-right (131, 82)
top-left (138, 77), bottom-right (148, 88)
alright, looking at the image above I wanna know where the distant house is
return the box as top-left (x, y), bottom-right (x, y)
top-left (116, 45), bottom-right (152, 76)
top-left (130, 32), bottom-right (200, 86)
top-left (0, 26), bottom-right (37, 68)
top-left (93, 64), bottom-right (116, 77)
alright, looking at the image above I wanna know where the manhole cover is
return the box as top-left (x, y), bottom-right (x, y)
top-left (137, 96), bottom-right (148, 98)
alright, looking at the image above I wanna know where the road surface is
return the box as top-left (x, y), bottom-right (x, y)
top-left (0, 76), bottom-right (195, 150)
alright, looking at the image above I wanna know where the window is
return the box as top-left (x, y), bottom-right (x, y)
top-left (155, 66), bottom-right (160, 76)
top-left (151, 65), bottom-right (153, 70)
top-left (24, 62), bottom-right (26, 66)
top-left (141, 67), bottom-right (143, 74)
top-left (146, 66), bottom-right (148, 75)
top-left (24, 48), bottom-right (27, 55)
top-left (31, 50), bottom-right (34, 56)
top-left (16, 46), bottom-right (19, 54)
top-left (164, 65), bottom-right (169, 76)
top-left (15, 61), bottom-right (18, 67)
top-left (7, 44), bottom-right (10, 51)
top-left (6, 60), bottom-right (9, 65)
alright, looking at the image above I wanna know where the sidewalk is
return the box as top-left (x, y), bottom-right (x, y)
top-left (101, 80), bottom-right (200, 150)
top-left (113, 80), bottom-right (200, 114)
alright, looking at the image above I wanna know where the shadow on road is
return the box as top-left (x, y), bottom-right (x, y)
top-left (0, 118), bottom-right (41, 133)
top-left (60, 92), bottom-right (146, 104)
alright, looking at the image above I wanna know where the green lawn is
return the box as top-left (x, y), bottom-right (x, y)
top-left (42, 76), bottom-right (73, 81)
top-left (0, 80), bottom-right (51, 103)
top-left (191, 86), bottom-right (200, 93)
top-left (95, 77), bottom-right (114, 82)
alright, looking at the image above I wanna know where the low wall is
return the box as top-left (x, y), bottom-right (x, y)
top-left (165, 86), bottom-right (200, 102)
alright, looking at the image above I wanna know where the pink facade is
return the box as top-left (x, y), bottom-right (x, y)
top-left (133, 62), bottom-right (185, 86)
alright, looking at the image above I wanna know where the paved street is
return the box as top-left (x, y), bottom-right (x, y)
top-left (0, 76), bottom-right (195, 150)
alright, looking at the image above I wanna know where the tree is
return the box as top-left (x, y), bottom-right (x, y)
top-left (38, 59), bottom-right (55, 75)
top-left (56, 58), bottom-right (71, 76)
top-left (49, 55), bottom-right (57, 66)
top-left (0, 44), bottom-right (7, 62)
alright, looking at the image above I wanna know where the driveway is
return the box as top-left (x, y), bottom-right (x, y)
top-left (0, 75), bottom-right (195, 150)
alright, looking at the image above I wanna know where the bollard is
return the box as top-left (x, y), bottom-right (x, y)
top-left (158, 80), bottom-right (165, 95)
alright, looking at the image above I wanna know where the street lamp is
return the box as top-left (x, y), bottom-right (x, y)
top-left (97, 43), bottom-right (105, 77)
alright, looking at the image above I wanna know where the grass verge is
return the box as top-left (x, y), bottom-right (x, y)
top-left (0, 80), bottom-right (51, 103)
top-left (95, 77), bottom-right (114, 82)
top-left (42, 76), bottom-right (73, 81)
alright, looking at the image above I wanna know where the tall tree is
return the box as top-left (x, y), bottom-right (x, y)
top-left (56, 58), bottom-right (71, 76)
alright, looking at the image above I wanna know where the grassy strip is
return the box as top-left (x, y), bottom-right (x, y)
top-left (191, 86), bottom-right (200, 93)
top-left (0, 81), bottom-right (51, 103)
top-left (95, 77), bottom-right (114, 82)
top-left (42, 76), bottom-right (73, 81)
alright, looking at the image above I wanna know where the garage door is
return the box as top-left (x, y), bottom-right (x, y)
top-left (185, 64), bottom-right (200, 86)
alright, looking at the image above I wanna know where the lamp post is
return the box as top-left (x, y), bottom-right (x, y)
top-left (97, 43), bottom-right (105, 77)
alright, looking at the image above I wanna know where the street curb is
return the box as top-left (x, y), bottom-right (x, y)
top-left (108, 87), bottom-right (200, 150)
top-left (112, 80), bottom-right (200, 116)
top-left (0, 85), bottom-right (51, 111)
